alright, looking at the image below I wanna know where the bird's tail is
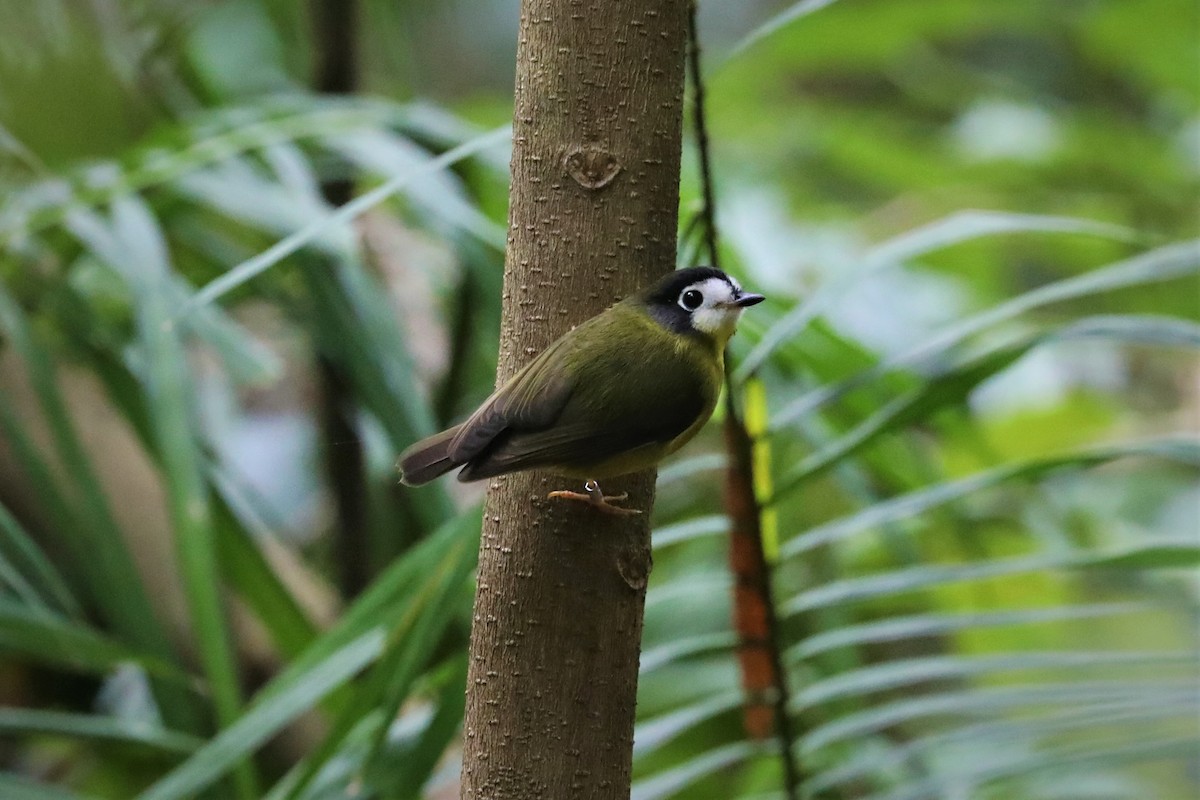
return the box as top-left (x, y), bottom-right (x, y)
top-left (398, 424), bottom-right (464, 485)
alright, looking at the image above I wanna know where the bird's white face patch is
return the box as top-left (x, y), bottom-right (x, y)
top-left (677, 276), bottom-right (745, 340)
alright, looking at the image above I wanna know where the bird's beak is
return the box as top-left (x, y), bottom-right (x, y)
top-left (735, 292), bottom-right (765, 308)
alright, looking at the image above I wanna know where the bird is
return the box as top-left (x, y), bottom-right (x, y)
top-left (397, 266), bottom-right (764, 515)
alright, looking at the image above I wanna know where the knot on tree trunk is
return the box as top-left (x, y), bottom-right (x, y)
top-left (564, 145), bottom-right (622, 189)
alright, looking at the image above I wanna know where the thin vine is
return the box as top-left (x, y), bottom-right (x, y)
top-left (685, 2), bottom-right (803, 796)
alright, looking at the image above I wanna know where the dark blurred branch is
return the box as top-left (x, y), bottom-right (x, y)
top-left (434, 266), bottom-right (479, 428)
top-left (312, 0), bottom-right (369, 598)
top-left (313, 0), bottom-right (359, 98)
top-left (687, 2), bottom-right (801, 795)
top-left (686, 4), bottom-right (721, 273)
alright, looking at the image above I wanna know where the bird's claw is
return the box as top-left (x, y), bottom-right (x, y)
top-left (547, 479), bottom-right (642, 516)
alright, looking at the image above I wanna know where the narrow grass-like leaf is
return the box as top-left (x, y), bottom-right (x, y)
top-left (0, 503), bottom-right (79, 617)
top-left (0, 286), bottom-right (193, 728)
top-left (329, 129), bottom-right (506, 248)
top-left (0, 541), bottom-right (45, 612)
top-left (1075, 541), bottom-right (1200, 569)
top-left (0, 287), bottom-right (155, 632)
top-left (303, 254), bottom-right (439, 443)
top-left (0, 552), bottom-right (40, 608)
top-left (772, 240), bottom-right (1200, 430)
top-left (393, 99), bottom-right (512, 171)
top-left (0, 772), bottom-right (96, 800)
top-left (657, 453), bottom-right (727, 486)
top-left (0, 708), bottom-right (201, 755)
top-left (281, 520), bottom-right (475, 798)
top-left (773, 350), bottom-right (1020, 499)
top-left (359, 551), bottom-right (474, 753)
top-left (238, 506), bottom-right (477, 796)
top-left (772, 314), bottom-right (1200, 499)
top-left (640, 632), bottom-right (738, 674)
top-left (863, 735), bottom-right (1200, 800)
top-left (737, 211), bottom-right (1135, 381)
top-left (167, 273), bottom-right (280, 386)
top-left (262, 713), bottom-right (387, 800)
top-left (779, 437), bottom-right (1200, 555)
top-left (794, 650), bottom-right (1196, 710)
top-left (63, 210), bottom-right (278, 387)
top-left (790, 603), bottom-right (1145, 659)
top-left (798, 680), bottom-right (1195, 755)
top-left (653, 515), bottom-right (729, 549)
top-left (104, 195), bottom-right (249, 795)
top-left (0, 393), bottom-right (81, 559)
top-left (632, 741), bottom-right (761, 800)
top-left (0, 98), bottom-right (419, 245)
top-left (633, 692), bottom-right (743, 758)
top-left (785, 537), bottom-right (1199, 617)
top-left (209, 478), bottom-right (320, 661)
top-left (724, 0), bottom-right (843, 63)
top-left (0, 600), bottom-right (190, 682)
top-left (646, 574), bottom-right (730, 611)
top-left (811, 691), bottom-right (1198, 795)
top-left (138, 630), bottom-right (386, 800)
top-left (253, 508), bottom-right (476, 735)
top-left (184, 125), bottom-right (509, 311)
top-left (365, 657), bottom-right (468, 800)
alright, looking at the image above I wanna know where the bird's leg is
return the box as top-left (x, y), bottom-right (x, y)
top-left (547, 479), bottom-right (641, 516)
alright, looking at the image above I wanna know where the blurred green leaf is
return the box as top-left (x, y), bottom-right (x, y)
top-left (364, 657), bottom-right (468, 800)
top-left (0, 773), bottom-right (96, 800)
top-left (784, 537), bottom-right (1200, 616)
top-left (724, 0), bottom-right (842, 63)
top-left (632, 741), bottom-right (761, 800)
top-left (779, 437), bottom-right (1199, 552)
top-left (282, 510), bottom-right (476, 799)
top-left (790, 603), bottom-right (1146, 660)
top-left (0, 285), bottom-right (196, 730)
top-left (738, 211), bottom-right (1136, 380)
top-left (0, 707), bottom-right (201, 754)
top-left (812, 692), bottom-right (1197, 797)
top-left (0, 503), bottom-right (78, 616)
top-left (772, 240), bottom-right (1200, 430)
top-left (798, 679), bottom-right (1196, 755)
top-left (96, 195), bottom-right (252, 794)
top-left (634, 693), bottom-right (743, 758)
top-left (137, 629), bottom-right (386, 800)
top-left (210, 483), bottom-right (321, 662)
top-left (774, 314), bottom-right (1200, 498)
top-left (1074, 541), bottom-right (1200, 570)
top-left (184, 125), bottom-right (509, 310)
top-left (794, 650), bottom-right (1197, 710)
top-left (0, 599), bottom-right (190, 682)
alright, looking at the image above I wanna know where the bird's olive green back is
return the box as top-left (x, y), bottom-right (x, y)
top-left (455, 300), bottom-right (724, 480)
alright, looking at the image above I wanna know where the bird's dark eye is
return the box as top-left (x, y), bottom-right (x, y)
top-left (679, 289), bottom-right (704, 311)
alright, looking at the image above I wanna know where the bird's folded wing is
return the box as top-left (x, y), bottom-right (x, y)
top-left (447, 335), bottom-right (577, 464)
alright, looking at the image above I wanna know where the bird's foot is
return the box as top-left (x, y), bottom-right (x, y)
top-left (547, 479), bottom-right (642, 516)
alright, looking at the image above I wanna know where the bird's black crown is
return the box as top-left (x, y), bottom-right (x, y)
top-left (643, 266), bottom-right (734, 308)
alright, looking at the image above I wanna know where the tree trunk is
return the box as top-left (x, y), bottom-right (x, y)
top-left (459, 1), bottom-right (689, 798)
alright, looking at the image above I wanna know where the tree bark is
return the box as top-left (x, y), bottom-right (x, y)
top-left (459, 1), bottom-right (689, 798)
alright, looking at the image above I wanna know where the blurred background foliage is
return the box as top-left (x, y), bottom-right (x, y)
top-left (0, 0), bottom-right (1197, 798)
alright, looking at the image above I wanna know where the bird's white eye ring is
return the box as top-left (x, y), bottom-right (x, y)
top-left (679, 288), bottom-right (703, 311)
